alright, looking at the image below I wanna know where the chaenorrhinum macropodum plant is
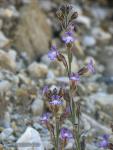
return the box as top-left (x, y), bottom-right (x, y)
top-left (41, 3), bottom-right (95, 150)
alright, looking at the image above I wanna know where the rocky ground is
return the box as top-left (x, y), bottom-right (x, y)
top-left (0, 0), bottom-right (113, 150)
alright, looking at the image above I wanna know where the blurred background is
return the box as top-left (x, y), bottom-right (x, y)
top-left (0, 0), bottom-right (113, 149)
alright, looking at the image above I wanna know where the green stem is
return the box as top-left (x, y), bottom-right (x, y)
top-left (77, 114), bottom-right (81, 150)
top-left (67, 49), bottom-right (72, 75)
top-left (55, 116), bottom-right (59, 150)
top-left (67, 47), bottom-right (81, 150)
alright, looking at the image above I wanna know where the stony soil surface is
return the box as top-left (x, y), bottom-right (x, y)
top-left (0, 0), bottom-right (113, 150)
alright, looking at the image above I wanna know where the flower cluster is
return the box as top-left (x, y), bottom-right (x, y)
top-left (62, 31), bottom-right (75, 45)
top-left (43, 87), bottom-right (66, 115)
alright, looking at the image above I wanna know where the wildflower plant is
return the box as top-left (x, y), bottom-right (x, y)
top-left (41, 3), bottom-right (95, 150)
top-left (97, 124), bottom-right (113, 150)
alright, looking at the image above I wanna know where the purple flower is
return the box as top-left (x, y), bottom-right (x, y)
top-left (87, 59), bottom-right (95, 74)
top-left (60, 128), bottom-right (73, 141)
top-left (49, 94), bottom-right (63, 106)
top-left (98, 134), bottom-right (109, 148)
top-left (69, 73), bottom-right (80, 81)
top-left (62, 31), bottom-right (75, 44)
top-left (49, 99), bottom-right (63, 105)
top-left (40, 113), bottom-right (51, 123)
top-left (48, 46), bottom-right (59, 61)
top-left (51, 95), bottom-right (61, 100)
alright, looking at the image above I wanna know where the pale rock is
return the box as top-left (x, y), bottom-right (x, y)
top-left (93, 93), bottom-right (113, 105)
top-left (85, 82), bottom-right (99, 93)
top-left (65, 139), bottom-right (74, 149)
top-left (0, 50), bottom-right (16, 72)
top-left (40, 0), bottom-right (56, 12)
top-left (8, 50), bottom-right (17, 61)
top-left (43, 140), bottom-right (53, 150)
top-left (41, 54), bottom-right (51, 66)
top-left (0, 6), bottom-right (19, 18)
top-left (17, 127), bottom-right (44, 150)
top-left (0, 128), bottom-right (13, 141)
top-left (28, 62), bottom-right (48, 78)
top-left (8, 135), bottom-right (16, 141)
top-left (0, 111), bottom-right (11, 128)
top-left (22, 0), bottom-right (31, 4)
top-left (47, 70), bottom-right (55, 79)
top-left (31, 98), bottom-right (44, 116)
top-left (7, 6), bottom-right (19, 17)
top-left (33, 123), bottom-right (43, 130)
top-left (86, 144), bottom-right (98, 150)
top-left (89, 92), bottom-right (113, 106)
top-left (0, 32), bottom-right (9, 48)
top-left (92, 27), bottom-right (111, 43)
top-left (0, 19), bottom-right (3, 29)
top-left (91, 7), bottom-right (108, 20)
top-left (14, 1), bottom-right (51, 61)
top-left (18, 73), bottom-right (31, 84)
top-left (73, 5), bottom-right (82, 15)
top-left (3, 112), bottom-right (11, 128)
top-left (82, 113), bottom-right (111, 134)
top-left (92, 93), bottom-right (113, 115)
top-left (56, 77), bottom-right (69, 84)
top-left (83, 36), bottom-right (96, 47)
top-left (0, 80), bottom-right (12, 93)
top-left (77, 15), bottom-right (91, 28)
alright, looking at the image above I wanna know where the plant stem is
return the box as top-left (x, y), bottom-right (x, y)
top-left (76, 115), bottom-right (81, 150)
top-left (67, 48), bottom-right (81, 150)
top-left (55, 115), bottom-right (59, 150)
top-left (67, 49), bottom-right (72, 75)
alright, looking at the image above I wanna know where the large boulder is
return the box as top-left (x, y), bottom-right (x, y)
top-left (17, 127), bottom-right (44, 150)
top-left (14, 0), bottom-right (51, 62)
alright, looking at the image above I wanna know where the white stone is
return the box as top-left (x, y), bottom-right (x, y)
top-left (31, 98), bottom-right (44, 116)
top-left (47, 70), bottom-right (55, 79)
top-left (0, 80), bottom-right (11, 93)
top-left (83, 36), bottom-right (96, 47)
top-left (0, 128), bottom-right (13, 141)
top-left (43, 140), bottom-right (53, 150)
top-left (86, 143), bottom-right (98, 150)
top-left (40, 1), bottom-right (56, 12)
top-left (92, 27), bottom-right (111, 42)
top-left (73, 5), bottom-right (82, 15)
top-left (28, 62), bottom-right (48, 78)
top-left (77, 15), bottom-right (91, 28)
top-left (0, 19), bottom-right (3, 30)
top-left (41, 54), bottom-right (51, 66)
top-left (8, 6), bottom-right (20, 18)
top-left (0, 32), bottom-right (9, 48)
top-left (17, 127), bottom-right (44, 150)
top-left (82, 113), bottom-right (111, 134)
top-left (91, 7), bottom-right (108, 20)
top-left (91, 93), bottom-right (113, 105)
top-left (0, 50), bottom-right (16, 72)
top-left (8, 50), bottom-right (17, 61)
top-left (22, 0), bottom-right (31, 4)
top-left (0, 6), bottom-right (19, 18)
